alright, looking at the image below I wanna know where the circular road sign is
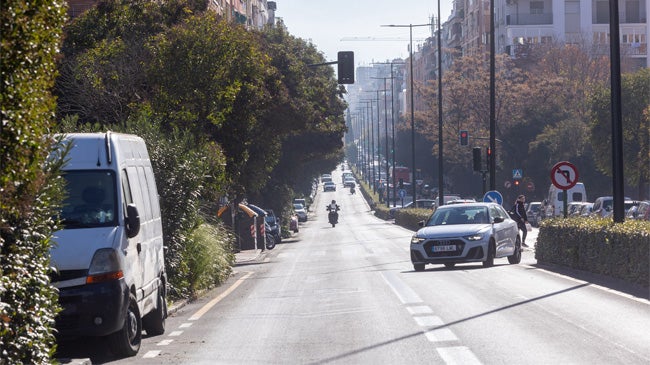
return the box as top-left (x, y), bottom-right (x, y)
top-left (550, 161), bottom-right (579, 190)
top-left (483, 190), bottom-right (503, 205)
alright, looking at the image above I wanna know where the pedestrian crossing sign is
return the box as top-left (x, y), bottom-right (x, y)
top-left (513, 169), bottom-right (523, 179)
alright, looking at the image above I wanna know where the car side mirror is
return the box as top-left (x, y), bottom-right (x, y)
top-left (125, 204), bottom-right (141, 238)
top-left (418, 220), bottom-right (425, 227)
top-left (493, 217), bottom-right (504, 223)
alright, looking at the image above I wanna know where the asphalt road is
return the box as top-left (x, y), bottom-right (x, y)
top-left (57, 170), bottom-right (650, 364)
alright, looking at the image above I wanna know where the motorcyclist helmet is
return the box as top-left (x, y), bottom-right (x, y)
top-left (331, 200), bottom-right (336, 204)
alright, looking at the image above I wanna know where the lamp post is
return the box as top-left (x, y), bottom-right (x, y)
top-left (374, 61), bottom-right (406, 207)
top-left (382, 23), bottom-right (432, 204)
top-left (372, 77), bottom-right (392, 207)
top-left (361, 100), bottom-right (375, 186)
top-left (436, 7), bottom-right (444, 208)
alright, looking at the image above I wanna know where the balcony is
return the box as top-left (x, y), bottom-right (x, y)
top-left (506, 13), bottom-right (553, 25)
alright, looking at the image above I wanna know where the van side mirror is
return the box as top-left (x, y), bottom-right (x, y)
top-left (125, 204), bottom-right (141, 238)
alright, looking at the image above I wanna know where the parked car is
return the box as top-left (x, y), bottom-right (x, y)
top-left (410, 202), bottom-right (521, 271)
top-left (389, 199), bottom-right (436, 219)
top-left (567, 202), bottom-right (585, 216)
top-left (629, 200), bottom-right (650, 221)
top-left (526, 201), bottom-right (542, 226)
top-left (293, 198), bottom-right (307, 210)
top-left (323, 181), bottom-right (337, 192)
top-left (579, 202), bottom-right (594, 217)
top-left (592, 196), bottom-right (633, 218)
top-left (294, 203), bottom-right (308, 222)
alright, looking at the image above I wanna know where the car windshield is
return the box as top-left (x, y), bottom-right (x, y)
top-left (294, 203), bottom-right (304, 210)
top-left (59, 170), bottom-right (118, 228)
top-left (426, 206), bottom-right (489, 226)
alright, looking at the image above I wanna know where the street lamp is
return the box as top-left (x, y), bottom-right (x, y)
top-left (374, 61), bottom-right (406, 207)
top-left (372, 77), bottom-right (392, 207)
top-left (382, 23), bottom-right (431, 204)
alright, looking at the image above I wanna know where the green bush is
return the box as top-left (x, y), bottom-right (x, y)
top-left (395, 209), bottom-right (433, 231)
top-left (1, 0), bottom-right (67, 362)
top-left (182, 223), bottom-right (235, 297)
top-left (536, 218), bottom-right (650, 287)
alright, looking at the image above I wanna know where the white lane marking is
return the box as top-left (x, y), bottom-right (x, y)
top-left (425, 328), bottom-right (458, 342)
top-left (179, 322), bottom-right (193, 328)
top-left (189, 272), bottom-right (254, 321)
top-left (168, 330), bottom-right (183, 337)
top-left (380, 271), bottom-right (423, 305)
top-left (414, 315), bottom-right (444, 327)
top-left (142, 350), bottom-right (161, 358)
top-left (407, 305), bottom-right (434, 315)
top-left (525, 264), bottom-right (650, 305)
top-left (437, 346), bottom-right (482, 365)
top-left (157, 339), bottom-right (173, 346)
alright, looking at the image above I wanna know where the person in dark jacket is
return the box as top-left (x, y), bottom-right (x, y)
top-left (513, 195), bottom-right (529, 247)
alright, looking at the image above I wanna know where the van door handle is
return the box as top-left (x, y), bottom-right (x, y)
top-left (137, 243), bottom-right (142, 254)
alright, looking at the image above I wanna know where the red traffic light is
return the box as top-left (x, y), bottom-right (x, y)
top-left (459, 130), bottom-right (469, 146)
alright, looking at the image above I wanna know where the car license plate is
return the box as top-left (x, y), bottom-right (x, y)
top-left (433, 245), bottom-right (456, 252)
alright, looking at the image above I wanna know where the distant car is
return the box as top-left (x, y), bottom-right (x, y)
top-left (323, 181), bottom-right (336, 192)
top-left (526, 201), bottom-right (542, 226)
top-left (343, 177), bottom-right (356, 188)
top-left (389, 199), bottom-right (436, 218)
top-left (446, 199), bottom-right (476, 205)
top-left (410, 202), bottom-right (521, 271)
top-left (321, 174), bottom-right (332, 183)
top-left (293, 198), bottom-right (307, 210)
top-left (294, 203), bottom-right (308, 222)
top-left (592, 196), bottom-right (633, 218)
top-left (630, 200), bottom-right (650, 221)
top-left (567, 202), bottom-right (584, 216)
top-left (579, 202), bottom-right (594, 217)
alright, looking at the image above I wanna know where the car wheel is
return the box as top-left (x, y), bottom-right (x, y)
top-left (482, 240), bottom-right (495, 268)
top-left (265, 234), bottom-right (276, 250)
top-left (413, 263), bottom-right (425, 272)
top-left (143, 283), bottom-right (166, 336)
top-left (508, 236), bottom-right (522, 264)
top-left (444, 263), bottom-right (456, 269)
top-left (109, 293), bottom-right (142, 357)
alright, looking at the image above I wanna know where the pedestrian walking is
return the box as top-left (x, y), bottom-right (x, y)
top-left (512, 195), bottom-right (529, 247)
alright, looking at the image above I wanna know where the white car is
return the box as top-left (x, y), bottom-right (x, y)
top-left (323, 181), bottom-right (336, 192)
top-left (410, 202), bottom-right (521, 271)
top-left (294, 203), bottom-right (308, 222)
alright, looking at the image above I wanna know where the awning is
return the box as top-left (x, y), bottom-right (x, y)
top-left (217, 203), bottom-right (258, 218)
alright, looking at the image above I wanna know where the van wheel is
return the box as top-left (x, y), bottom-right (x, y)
top-left (143, 285), bottom-right (166, 336)
top-left (482, 241), bottom-right (495, 268)
top-left (109, 293), bottom-right (142, 357)
top-left (508, 237), bottom-right (522, 264)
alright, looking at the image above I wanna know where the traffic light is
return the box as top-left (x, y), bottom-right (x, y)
top-left (486, 147), bottom-right (492, 168)
top-left (337, 51), bottom-right (354, 84)
top-left (459, 130), bottom-right (469, 146)
top-left (472, 147), bottom-right (482, 171)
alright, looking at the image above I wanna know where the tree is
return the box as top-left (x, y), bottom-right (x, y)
top-left (589, 68), bottom-right (650, 199)
top-left (1, 0), bottom-right (67, 362)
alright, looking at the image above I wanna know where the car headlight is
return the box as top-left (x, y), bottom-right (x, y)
top-left (464, 233), bottom-right (484, 241)
top-left (465, 228), bottom-right (489, 241)
top-left (411, 236), bottom-right (426, 245)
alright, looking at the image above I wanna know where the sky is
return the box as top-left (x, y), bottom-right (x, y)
top-left (275, 0), bottom-right (455, 66)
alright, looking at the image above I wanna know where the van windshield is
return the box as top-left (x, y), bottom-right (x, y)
top-left (60, 170), bottom-right (118, 228)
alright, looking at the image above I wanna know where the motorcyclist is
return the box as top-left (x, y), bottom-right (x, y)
top-left (350, 183), bottom-right (356, 194)
top-left (326, 200), bottom-right (340, 226)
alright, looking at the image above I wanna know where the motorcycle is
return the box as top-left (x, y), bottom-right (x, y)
top-left (350, 184), bottom-right (356, 195)
top-left (327, 205), bottom-right (340, 227)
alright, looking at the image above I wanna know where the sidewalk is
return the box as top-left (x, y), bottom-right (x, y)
top-left (234, 248), bottom-right (267, 264)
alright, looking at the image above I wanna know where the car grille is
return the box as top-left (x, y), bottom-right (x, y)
top-left (422, 239), bottom-right (465, 257)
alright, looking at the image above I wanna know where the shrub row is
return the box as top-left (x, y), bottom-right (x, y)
top-left (536, 218), bottom-right (650, 287)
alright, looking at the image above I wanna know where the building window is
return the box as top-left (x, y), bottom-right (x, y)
top-left (530, 1), bottom-right (544, 14)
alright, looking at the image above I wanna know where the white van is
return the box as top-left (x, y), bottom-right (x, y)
top-left (544, 182), bottom-right (587, 217)
top-left (51, 132), bottom-right (166, 356)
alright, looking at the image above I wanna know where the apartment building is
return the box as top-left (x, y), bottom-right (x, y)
top-left (67, 0), bottom-right (276, 30)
